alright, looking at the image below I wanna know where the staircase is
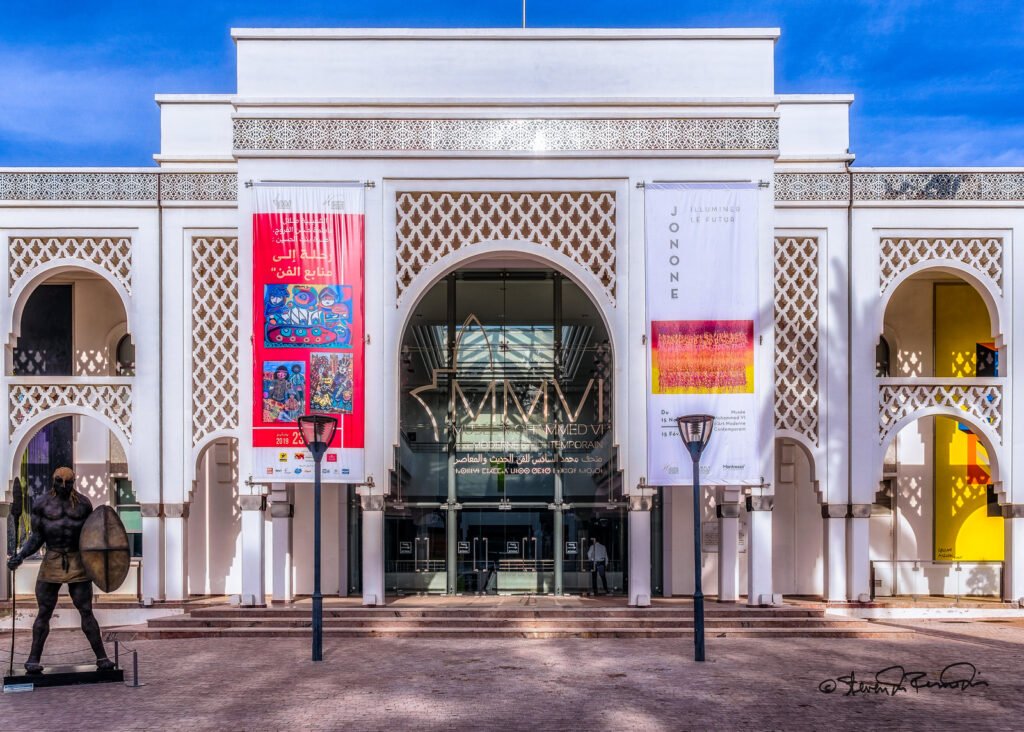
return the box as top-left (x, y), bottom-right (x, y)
top-left (105, 603), bottom-right (912, 641)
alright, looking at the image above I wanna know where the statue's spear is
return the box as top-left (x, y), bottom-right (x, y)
top-left (8, 477), bottom-right (22, 677)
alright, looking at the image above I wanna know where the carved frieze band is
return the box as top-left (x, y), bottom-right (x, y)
top-left (233, 117), bottom-right (779, 152)
top-left (775, 172), bottom-right (1024, 202)
top-left (0, 172), bottom-right (237, 202)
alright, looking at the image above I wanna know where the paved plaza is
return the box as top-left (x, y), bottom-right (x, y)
top-left (3, 616), bottom-right (1023, 730)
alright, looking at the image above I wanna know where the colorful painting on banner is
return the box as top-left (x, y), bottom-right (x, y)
top-left (251, 184), bottom-right (365, 482)
top-left (261, 361), bottom-right (306, 423)
top-left (310, 352), bottom-right (354, 414)
top-left (263, 284), bottom-right (353, 348)
top-left (651, 320), bottom-right (754, 394)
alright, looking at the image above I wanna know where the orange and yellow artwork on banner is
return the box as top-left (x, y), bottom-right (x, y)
top-left (650, 320), bottom-right (754, 394)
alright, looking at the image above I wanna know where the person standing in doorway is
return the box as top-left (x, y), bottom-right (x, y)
top-left (588, 537), bottom-right (609, 595)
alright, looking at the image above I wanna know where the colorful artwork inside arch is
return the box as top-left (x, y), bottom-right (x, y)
top-left (933, 283), bottom-right (1003, 562)
top-left (251, 185), bottom-right (365, 482)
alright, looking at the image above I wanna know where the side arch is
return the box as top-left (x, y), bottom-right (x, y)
top-left (879, 407), bottom-right (1002, 497)
top-left (7, 407), bottom-right (133, 498)
top-left (879, 262), bottom-right (1003, 343)
top-left (7, 260), bottom-right (132, 348)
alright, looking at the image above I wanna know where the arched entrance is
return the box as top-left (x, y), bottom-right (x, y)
top-left (389, 266), bottom-right (624, 595)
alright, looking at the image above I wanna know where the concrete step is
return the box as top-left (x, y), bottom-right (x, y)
top-left (105, 624), bottom-right (912, 641)
top-left (145, 616), bottom-right (863, 630)
top-left (186, 607), bottom-right (827, 620)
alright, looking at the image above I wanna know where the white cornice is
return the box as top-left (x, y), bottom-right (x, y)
top-left (230, 96), bottom-right (783, 109)
top-left (230, 27), bottom-right (782, 41)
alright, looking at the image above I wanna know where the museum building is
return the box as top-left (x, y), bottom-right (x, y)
top-left (2, 27), bottom-right (1023, 609)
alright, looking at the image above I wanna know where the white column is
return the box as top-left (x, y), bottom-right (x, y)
top-left (337, 486), bottom-right (349, 596)
top-left (239, 492), bottom-right (267, 607)
top-left (628, 493), bottom-right (652, 607)
top-left (716, 487), bottom-right (741, 602)
top-left (822, 504), bottom-right (848, 601)
top-left (140, 503), bottom-right (164, 603)
top-left (1003, 507), bottom-right (1024, 602)
top-left (269, 483), bottom-right (294, 603)
top-left (848, 504), bottom-right (871, 602)
top-left (745, 491), bottom-right (775, 606)
top-left (163, 503), bottom-right (189, 601)
top-left (0, 503), bottom-right (9, 600)
top-left (360, 493), bottom-right (385, 606)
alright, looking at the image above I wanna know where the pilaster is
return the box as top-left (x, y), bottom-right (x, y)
top-left (0, 503), bottom-right (9, 600)
top-left (745, 490), bottom-right (775, 606)
top-left (163, 502), bottom-right (190, 601)
top-left (239, 492), bottom-right (267, 607)
top-left (269, 483), bottom-right (294, 603)
top-left (1002, 505), bottom-right (1024, 602)
top-left (821, 503), bottom-right (848, 601)
top-left (716, 487), bottom-right (742, 602)
top-left (360, 492), bottom-right (385, 606)
top-left (140, 502), bottom-right (164, 603)
top-left (627, 492), bottom-right (653, 607)
top-left (847, 503), bottom-right (871, 602)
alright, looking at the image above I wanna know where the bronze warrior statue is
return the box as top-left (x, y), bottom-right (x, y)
top-left (7, 467), bottom-right (114, 673)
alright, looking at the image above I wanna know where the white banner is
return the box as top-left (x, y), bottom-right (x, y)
top-left (645, 183), bottom-right (760, 485)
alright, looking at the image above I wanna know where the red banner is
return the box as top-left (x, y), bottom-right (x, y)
top-left (251, 185), bottom-right (365, 482)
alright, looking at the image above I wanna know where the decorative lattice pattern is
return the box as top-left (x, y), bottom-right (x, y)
top-left (191, 236), bottom-right (240, 446)
top-left (878, 383), bottom-right (1002, 443)
top-left (774, 237), bottom-right (819, 444)
top-left (395, 191), bottom-right (616, 299)
top-left (8, 383), bottom-right (132, 440)
top-left (854, 172), bottom-right (1024, 201)
top-left (9, 236), bottom-right (132, 294)
top-left (774, 173), bottom-right (848, 202)
top-left (0, 173), bottom-right (157, 201)
top-left (879, 237), bottom-right (1002, 295)
top-left (774, 172), bottom-right (1024, 202)
top-left (234, 118), bottom-right (779, 152)
top-left (0, 172), bottom-right (239, 202)
top-left (160, 173), bottom-right (237, 202)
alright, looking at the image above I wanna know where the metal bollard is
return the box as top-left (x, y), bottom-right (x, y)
top-left (129, 649), bottom-right (142, 688)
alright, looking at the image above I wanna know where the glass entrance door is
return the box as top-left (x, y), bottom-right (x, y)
top-left (385, 505), bottom-right (448, 594)
top-left (392, 267), bottom-right (625, 596)
top-left (458, 507), bottom-right (554, 594)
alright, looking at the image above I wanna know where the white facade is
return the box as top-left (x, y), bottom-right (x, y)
top-left (2, 28), bottom-right (1023, 606)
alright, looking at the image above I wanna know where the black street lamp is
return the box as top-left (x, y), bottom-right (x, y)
top-left (676, 414), bottom-right (714, 662)
top-left (297, 414), bottom-right (338, 662)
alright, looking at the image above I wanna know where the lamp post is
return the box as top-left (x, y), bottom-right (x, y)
top-left (297, 414), bottom-right (338, 662)
top-left (676, 414), bottom-right (714, 662)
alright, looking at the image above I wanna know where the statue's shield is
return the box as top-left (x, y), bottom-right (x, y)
top-left (80, 505), bottom-right (131, 593)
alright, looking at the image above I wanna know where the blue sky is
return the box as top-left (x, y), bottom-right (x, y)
top-left (1, 1), bottom-right (1021, 167)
